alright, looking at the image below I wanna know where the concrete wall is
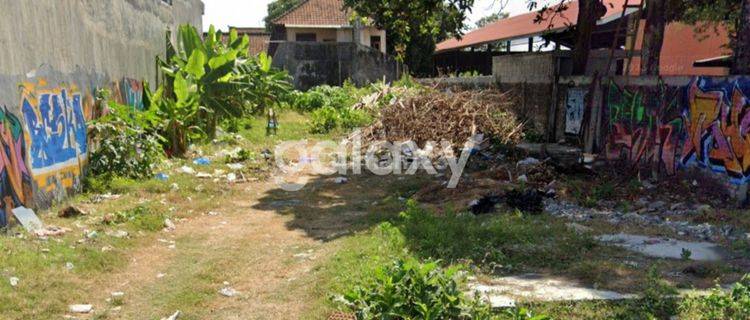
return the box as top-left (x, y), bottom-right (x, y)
top-left (0, 0), bottom-right (203, 227)
top-left (286, 27), bottom-right (339, 42)
top-left (272, 42), bottom-right (400, 90)
top-left (284, 26), bottom-right (386, 53)
top-left (492, 52), bottom-right (558, 84)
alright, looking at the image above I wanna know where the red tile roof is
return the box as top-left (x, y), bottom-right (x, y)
top-left (629, 22), bottom-right (731, 76)
top-left (273, 0), bottom-right (351, 26)
top-left (436, 0), bottom-right (635, 53)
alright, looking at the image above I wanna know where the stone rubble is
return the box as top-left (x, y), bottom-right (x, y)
top-left (544, 199), bottom-right (732, 242)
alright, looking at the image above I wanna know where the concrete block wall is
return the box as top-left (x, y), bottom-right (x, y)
top-left (272, 42), bottom-right (400, 91)
top-left (0, 0), bottom-right (203, 227)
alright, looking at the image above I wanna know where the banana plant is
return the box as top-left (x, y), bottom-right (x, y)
top-left (160, 24), bottom-right (252, 139)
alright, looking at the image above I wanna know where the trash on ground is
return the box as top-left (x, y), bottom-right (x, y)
top-left (227, 173), bottom-right (237, 183)
top-left (469, 195), bottom-right (502, 215)
top-left (12, 207), bottom-right (43, 233)
top-left (196, 172), bottom-right (213, 179)
top-left (193, 157), bottom-right (211, 165)
top-left (34, 226), bottom-right (71, 238)
top-left (517, 157), bottom-right (542, 167)
top-left (179, 166), bottom-right (196, 175)
top-left (227, 163), bottom-right (245, 171)
top-left (155, 173), bottom-right (170, 181)
top-left (9, 277), bottom-right (19, 287)
top-left (90, 193), bottom-right (122, 203)
top-left (161, 310), bottom-right (181, 320)
top-left (58, 206), bottom-right (87, 218)
top-left (68, 304), bottom-right (93, 314)
top-left (506, 189), bottom-right (545, 214)
top-left (334, 177), bottom-right (348, 184)
top-left (106, 230), bottom-right (129, 238)
top-left (65, 262), bottom-right (75, 270)
top-left (164, 218), bottom-right (176, 232)
top-left (219, 287), bottom-right (238, 297)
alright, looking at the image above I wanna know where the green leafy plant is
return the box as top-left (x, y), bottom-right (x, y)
top-left (681, 248), bottom-right (693, 261)
top-left (340, 257), bottom-right (495, 319)
top-left (151, 24), bottom-right (292, 156)
top-left (103, 206), bottom-right (166, 232)
top-left (88, 101), bottom-right (164, 180)
top-left (638, 267), bottom-right (679, 319)
top-left (678, 275), bottom-right (750, 320)
top-left (309, 105), bottom-right (341, 134)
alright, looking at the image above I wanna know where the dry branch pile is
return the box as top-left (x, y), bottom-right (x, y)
top-left (357, 90), bottom-right (523, 148)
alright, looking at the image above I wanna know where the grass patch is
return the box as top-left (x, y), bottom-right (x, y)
top-left (398, 200), bottom-right (597, 272)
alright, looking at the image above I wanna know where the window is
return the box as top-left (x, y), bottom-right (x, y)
top-left (295, 33), bottom-right (317, 42)
top-left (370, 36), bottom-right (382, 51)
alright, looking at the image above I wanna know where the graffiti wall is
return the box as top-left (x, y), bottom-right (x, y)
top-left (112, 78), bottom-right (144, 110)
top-left (0, 106), bottom-right (33, 227)
top-left (604, 76), bottom-right (750, 185)
top-left (18, 80), bottom-right (89, 209)
top-left (682, 77), bottom-right (750, 184)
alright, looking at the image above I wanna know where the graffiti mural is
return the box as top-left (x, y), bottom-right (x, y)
top-left (112, 78), bottom-right (144, 110)
top-left (604, 77), bottom-right (750, 185)
top-left (605, 80), bottom-right (684, 176)
top-left (681, 77), bottom-right (750, 184)
top-left (566, 88), bottom-right (586, 135)
top-left (19, 80), bottom-right (87, 197)
top-left (0, 107), bottom-right (32, 228)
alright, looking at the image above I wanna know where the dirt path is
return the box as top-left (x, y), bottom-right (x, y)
top-left (80, 179), bottom-right (337, 320)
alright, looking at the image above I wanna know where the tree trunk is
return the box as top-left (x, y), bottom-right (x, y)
top-left (572, 0), bottom-right (607, 75)
top-left (640, 0), bottom-right (667, 76)
top-left (732, 0), bottom-right (750, 74)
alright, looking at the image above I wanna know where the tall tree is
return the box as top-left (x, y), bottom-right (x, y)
top-left (640, 0), bottom-right (667, 75)
top-left (530, 0), bottom-right (607, 75)
top-left (572, 0), bottom-right (607, 75)
top-left (475, 11), bottom-right (510, 28)
top-left (265, 0), bottom-right (304, 30)
top-left (342, 0), bottom-right (475, 75)
top-left (734, 0), bottom-right (750, 74)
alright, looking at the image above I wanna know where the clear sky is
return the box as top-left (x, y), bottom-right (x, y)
top-left (202, 0), bottom-right (555, 32)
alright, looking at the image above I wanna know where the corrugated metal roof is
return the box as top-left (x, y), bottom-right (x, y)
top-left (436, 0), bottom-right (635, 53)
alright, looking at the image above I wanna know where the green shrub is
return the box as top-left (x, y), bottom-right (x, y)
top-left (340, 257), bottom-right (494, 319)
top-left (339, 108), bottom-right (371, 130)
top-left (679, 275), bottom-right (750, 320)
top-left (88, 102), bottom-right (164, 180)
top-left (310, 105), bottom-right (340, 134)
top-left (638, 267), bottom-right (679, 319)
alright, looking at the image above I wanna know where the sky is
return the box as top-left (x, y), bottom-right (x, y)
top-left (202, 0), bottom-right (554, 32)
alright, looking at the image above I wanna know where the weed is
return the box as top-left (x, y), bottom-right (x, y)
top-left (339, 257), bottom-right (494, 319)
top-left (636, 267), bottom-right (679, 319)
top-left (678, 275), bottom-right (750, 319)
top-left (682, 248), bottom-right (693, 261)
top-left (104, 205), bottom-right (166, 232)
top-left (397, 200), bottom-right (596, 271)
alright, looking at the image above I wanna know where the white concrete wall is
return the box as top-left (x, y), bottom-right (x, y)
top-left (286, 27), bottom-right (338, 42)
top-left (358, 27), bottom-right (386, 53)
top-left (284, 26), bottom-right (386, 53)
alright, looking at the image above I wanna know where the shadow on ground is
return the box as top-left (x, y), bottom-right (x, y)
top-left (252, 172), bottom-right (432, 242)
